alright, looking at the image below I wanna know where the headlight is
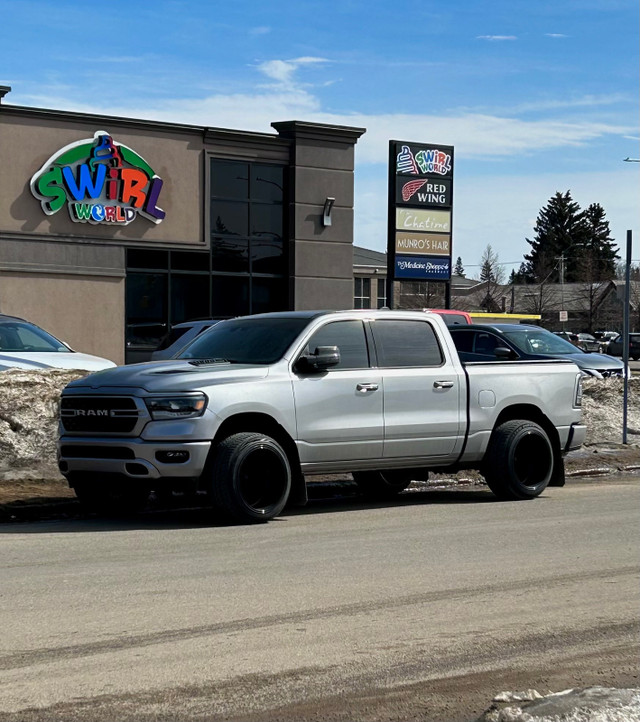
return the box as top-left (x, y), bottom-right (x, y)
top-left (145, 393), bottom-right (207, 420)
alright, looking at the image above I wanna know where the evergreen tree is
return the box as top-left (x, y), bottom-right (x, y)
top-left (579, 203), bottom-right (618, 281)
top-left (522, 190), bottom-right (586, 283)
top-left (453, 256), bottom-right (465, 277)
top-left (509, 262), bottom-right (529, 285)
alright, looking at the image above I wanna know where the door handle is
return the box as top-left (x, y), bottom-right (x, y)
top-left (356, 383), bottom-right (379, 392)
top-left (433, 380), bottom-right (454, 389)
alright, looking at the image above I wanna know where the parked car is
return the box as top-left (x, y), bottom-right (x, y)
top-left (575, 333), bottom-right (602, 353)
top-left (554, 331), bottom-right (580, 346)
top-left (0, 314), bottom-right (116, 371)
top-left (450, 323), bottom-right (625, 378)
top-left (606, 333), bottom-right (640, 361)
top-left (151, 319), bottom-right (223, 360)
top-left (594, 330), bottom-right (618, 344)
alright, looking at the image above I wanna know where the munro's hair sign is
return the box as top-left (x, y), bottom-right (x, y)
top-left (30, 131), bottom-right (165, 225)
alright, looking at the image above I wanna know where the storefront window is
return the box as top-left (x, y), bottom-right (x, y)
top-left (354, 277), bottom-right (371, 309)
top-left (124, 161), bottom-right (288, 362)
top-left (125, 273), bottom-right (168, 360)
top-left (171, 274), bottom-right (210, 324)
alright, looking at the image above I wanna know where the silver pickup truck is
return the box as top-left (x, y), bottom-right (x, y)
top-left (57, 310), bottom-right (586, 523)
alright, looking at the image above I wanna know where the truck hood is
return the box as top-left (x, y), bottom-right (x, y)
top-left (65, 359), bottom-right (270, 393)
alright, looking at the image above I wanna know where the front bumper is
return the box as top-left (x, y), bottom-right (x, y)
top-left (57, 437), bottom-right (211, 480)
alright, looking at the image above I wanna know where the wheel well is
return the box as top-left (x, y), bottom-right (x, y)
top-left (211, 413), bottom-right (305, 504)
top-left (493, 405), bottom-right (560, 451)
top-left (491, 404), bottom-right (564, 484)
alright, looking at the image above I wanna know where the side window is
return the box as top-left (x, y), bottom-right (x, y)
top-left (473, 332), bottom-right (500, 355)
top-left (304, 320), bottom-right (369, 370)
top-left (373, 320), bottom-right (443, 367)
top-left (450, 330), bottom-right (473, 353)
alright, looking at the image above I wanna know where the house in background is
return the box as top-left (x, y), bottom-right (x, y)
top-left (351, 245), bottom-right (639, 332)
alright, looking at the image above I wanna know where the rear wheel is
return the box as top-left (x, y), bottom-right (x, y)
top-left (353, 470), bottom-right (414, 500)
top-left (483, 420), bottom-right (554, 501)
top-left (70, 474), bottom-right (151, 515)
top-left (211, 432), bottom-right (291, 523)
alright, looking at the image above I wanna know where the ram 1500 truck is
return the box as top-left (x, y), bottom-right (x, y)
top-left (58, 310), bottom-right (586, 523)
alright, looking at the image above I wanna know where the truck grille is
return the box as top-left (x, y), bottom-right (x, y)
top-left (60, 397), bottom-right (140, 433)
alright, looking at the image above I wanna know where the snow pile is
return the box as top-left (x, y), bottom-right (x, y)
top-left (478, 686), bottom-right (640, 721)
top-left (0, 369), bottom-right (85, 480)
top-left (0, 370), bottom-right (639, 481)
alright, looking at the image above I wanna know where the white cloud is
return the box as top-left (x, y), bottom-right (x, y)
top-left (545, 33), bottom-right (568, 38)
top-left (476, 35), bottom-right (517, 41)
top-left (256, 56), bottom-right (330, 89)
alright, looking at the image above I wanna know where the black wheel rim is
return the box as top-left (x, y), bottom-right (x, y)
top-left (513, 432), bottom-right (552, 489)
top-left (237, 446), bottom-right (289, 514)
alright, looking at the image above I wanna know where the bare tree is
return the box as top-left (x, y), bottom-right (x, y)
top-left (478, 244), bottom-right (505, 312)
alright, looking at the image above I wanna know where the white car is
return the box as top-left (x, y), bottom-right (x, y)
top-left (151, 319), bottom-right (223, 360)
top-left (0, 314), bottom-right (116, 372)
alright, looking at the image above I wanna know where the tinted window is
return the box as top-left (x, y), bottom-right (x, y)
top-left (211, 160), bottom-right (249, 199)
top-left (303, 321), bottom-right (369, 370)
top-left (450, 330), bottom-right (473, 353)
top-left (155, 327), bottom-right (190, 352)
top-left (171, 275), bottom-right (210, 324)
top-left (251, 166), bottom-right (284, 202)
top-left (472, 332), bottom-right (501, 355)
top-left (180, 317), bottom-right (309, 364)
top-left (373, 320), bottom-right (443, 367)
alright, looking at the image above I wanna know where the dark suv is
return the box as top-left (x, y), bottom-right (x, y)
top-left (606, 333), bottom-right (640, 361)
top-left (450, 323), bottom-right (625, 378)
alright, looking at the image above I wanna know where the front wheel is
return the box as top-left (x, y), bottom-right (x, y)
top-left (482, 420), bottom-right (554, 501)
top-left (211, 432), bottom-right (291, 523)
top-left (353, 470), bottom-right (414, 500)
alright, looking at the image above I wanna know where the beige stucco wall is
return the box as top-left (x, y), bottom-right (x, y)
top-left (0, 272), bottom-right (125, 364)
top-left (0, 112), bottom-right (204, 246)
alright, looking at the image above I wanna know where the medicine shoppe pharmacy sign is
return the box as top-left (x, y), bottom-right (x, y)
top-left (387, 140), bottom-right (453, 283)
top-left (30, 131), bottom-right (165, 225)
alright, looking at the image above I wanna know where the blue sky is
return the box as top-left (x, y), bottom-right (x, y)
top-left (1, 0), bottom-right (638, 276)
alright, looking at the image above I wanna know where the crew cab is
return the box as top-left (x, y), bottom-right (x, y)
top-left (58, 310), bottom-right (586, 523)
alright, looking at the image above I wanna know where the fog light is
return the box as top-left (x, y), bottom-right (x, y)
top-left (156, 450), bottom-right (190, 464)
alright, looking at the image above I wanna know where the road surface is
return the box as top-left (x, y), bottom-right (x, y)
top-left (0, 476), bottom-right (638, 721)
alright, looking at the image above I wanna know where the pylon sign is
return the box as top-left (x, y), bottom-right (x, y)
top-left (387, 140), bottom-right (454, 282)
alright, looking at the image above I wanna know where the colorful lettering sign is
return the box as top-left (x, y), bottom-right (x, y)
top-left (396, 208), bottom-right (451, 233)
top-left (30, 131), bottom-right (165, 225)
top-left (394, 255), bottom-right (451, 280)
top-left (395, 232), bottom-right (451, 256)
top-left (395, 144), bottom-right (452, 177)
top-left (395, 177), bottom-right (452, 207)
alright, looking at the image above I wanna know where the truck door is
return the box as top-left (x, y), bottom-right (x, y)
top-left (370, 318), bottom-right (463, 459)
top-left (291, 319), bottom-right (383, 463)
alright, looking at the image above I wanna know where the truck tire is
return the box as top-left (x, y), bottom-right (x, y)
top-left (70, 475), bottom-right (150, 515)
top-left (211, 432), bottom-right (291, 523)
top-left (483, 420), bottom-right (554, 500)
top-left (353, 470), bottom-right (413, 499)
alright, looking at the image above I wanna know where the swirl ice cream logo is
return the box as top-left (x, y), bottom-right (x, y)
top-left (31, 131), bottom-right (165, 225)
top-left (396, 145), bottom-right (452, 176)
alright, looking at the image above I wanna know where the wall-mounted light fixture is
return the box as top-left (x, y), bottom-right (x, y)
top-left (322, 197), bottom-right (335, 227)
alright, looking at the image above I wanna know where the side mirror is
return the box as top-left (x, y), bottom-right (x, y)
top-left (296, 345), bottom-right (341, 372)
top-left (494, 346), bottom-right (517, 359)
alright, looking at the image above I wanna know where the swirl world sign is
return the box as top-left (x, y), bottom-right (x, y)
top-left (30, 131), bottom-right (165, 225)
top-left (387, 140), bottom-right (454, 290)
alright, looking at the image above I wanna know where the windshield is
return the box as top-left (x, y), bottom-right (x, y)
top-left (0, 321), bottom-right (70, 353)
top-left (502, 328), bottom-right (583, 355)
top-left (178, 317), bottom-right (311, 364)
